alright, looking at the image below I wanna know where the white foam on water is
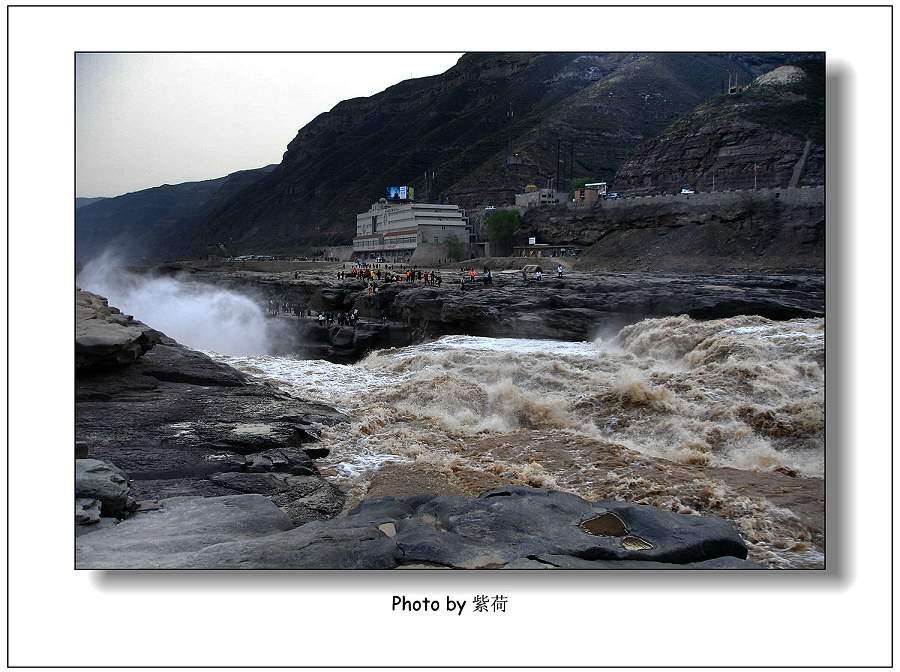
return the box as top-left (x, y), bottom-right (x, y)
top-left (215, 354), bottom-right (399, 411)
top-left (78, 252), bottom-right (278, 356)
top-left (407, 334), bottom-right (600, 359)
top-left (332, 449), bottom-right (413, 479)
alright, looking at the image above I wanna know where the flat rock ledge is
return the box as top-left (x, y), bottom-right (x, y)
top-left (76, 288), bottom-right (161, 369)
top-left (76, 486), bottom-right (758, 569)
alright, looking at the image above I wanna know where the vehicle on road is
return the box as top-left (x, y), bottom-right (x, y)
top-left (680, 188), bottom-right (695, 194)
top-left (605, 192), bottom-right (619, 200)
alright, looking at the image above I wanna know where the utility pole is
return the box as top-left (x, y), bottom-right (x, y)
top-left (506, 100), bottom-right (514, 165)
top-left (753, 163), bottom-right (759, 190)
top-left (555, 139), bottom-right (561, 193)
top-left (712, 171), bottom-right (715, 192)
top-left (568, 142), bottom-right (574, 185)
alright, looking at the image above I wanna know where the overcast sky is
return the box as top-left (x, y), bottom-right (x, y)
top-left (75, 53), bottom-right (463, 197)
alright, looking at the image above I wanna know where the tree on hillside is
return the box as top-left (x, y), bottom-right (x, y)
top-left (485, 210), bottom-right (520, 256)
top-left (445, 234), bottom-right (464, 262)
top-left (738, 191), bottom-right (778, 227)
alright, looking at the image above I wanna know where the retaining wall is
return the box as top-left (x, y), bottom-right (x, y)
top-left (577, 185), bottom-right (824, 211)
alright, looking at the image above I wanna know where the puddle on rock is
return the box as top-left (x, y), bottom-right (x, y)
top-left (580, 513), bottom-right (655, 552)
top-left (580, 512), bottom-right (628, 537)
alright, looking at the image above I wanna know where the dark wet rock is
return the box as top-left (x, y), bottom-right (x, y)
top-left (133, 338), bottom-right (245, 387)
top-left (272, 482), bottom-right (345, 525)
top-left (291, 319), bottom-right (413, 363)
top-left (208, 472), bottom-right (345, 524)
top-left (244, 447), bottom-right (316, 474)
top-left (302, 446), bottom-right (330, 459)
top-left (76, 341), bottom-right (345, 482)
top-left (75, 289), bottom-right (161, 369)
top-left (75, 459), bottom-right (134, 518)
top-left (129, 477), bottom-right (246, 501)
top-left (381, 487), bottom-right (747, 567)
top-left (76, 487), bottom-right (750, 569)
top-left (209, 472), bottom-right (290, 495)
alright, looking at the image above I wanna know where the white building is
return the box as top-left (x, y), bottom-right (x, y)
top-left (352, 199), bottom-right (470, 261)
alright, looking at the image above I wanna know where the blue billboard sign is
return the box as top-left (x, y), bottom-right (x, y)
top-left (386, 185), bottom-right (415, 201)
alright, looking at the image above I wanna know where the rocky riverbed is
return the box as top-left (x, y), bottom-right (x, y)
top-left (74, 287), bottom-right (773, 569)
top-left (141, 262), bottom-right (824, 363)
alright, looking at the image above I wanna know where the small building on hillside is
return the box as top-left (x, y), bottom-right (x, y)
top-left (515, 188), bottom-right (568, 209)
top-left (352, 198), bottom-right (470, 262)
top-left (573, 182), bottom-right (607, 207)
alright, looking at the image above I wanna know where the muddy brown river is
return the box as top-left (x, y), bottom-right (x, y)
top-left (216, 314), bottom-right (825, 568)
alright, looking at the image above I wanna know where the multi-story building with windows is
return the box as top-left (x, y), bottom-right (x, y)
top-left (352, 198), bottom-right (470, 261)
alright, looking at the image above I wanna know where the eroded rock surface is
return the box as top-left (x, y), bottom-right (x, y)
top-left (76, 486), bottom-right (753, 569)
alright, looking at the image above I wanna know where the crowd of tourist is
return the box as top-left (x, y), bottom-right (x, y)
top-left (268, 259), bottom-right (569, 326)
top-left (337, 263), bottom-right (444, 287)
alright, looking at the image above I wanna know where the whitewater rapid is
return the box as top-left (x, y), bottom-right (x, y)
top-left (216, 314), bottom-right (825, 568)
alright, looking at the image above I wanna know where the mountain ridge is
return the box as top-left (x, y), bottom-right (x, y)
top-left (75, 165), bottom-right (276, 263)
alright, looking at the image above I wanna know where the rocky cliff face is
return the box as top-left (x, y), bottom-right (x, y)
top-left (521, 189), bottom-right (824, 273)
top-left (613, 60), bottom-right (824, 195)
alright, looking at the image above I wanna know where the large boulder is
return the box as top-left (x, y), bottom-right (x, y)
top-left (75, 459), bottom-right (133, 517)
top-left (382, 487), bottom-right (748, 567)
